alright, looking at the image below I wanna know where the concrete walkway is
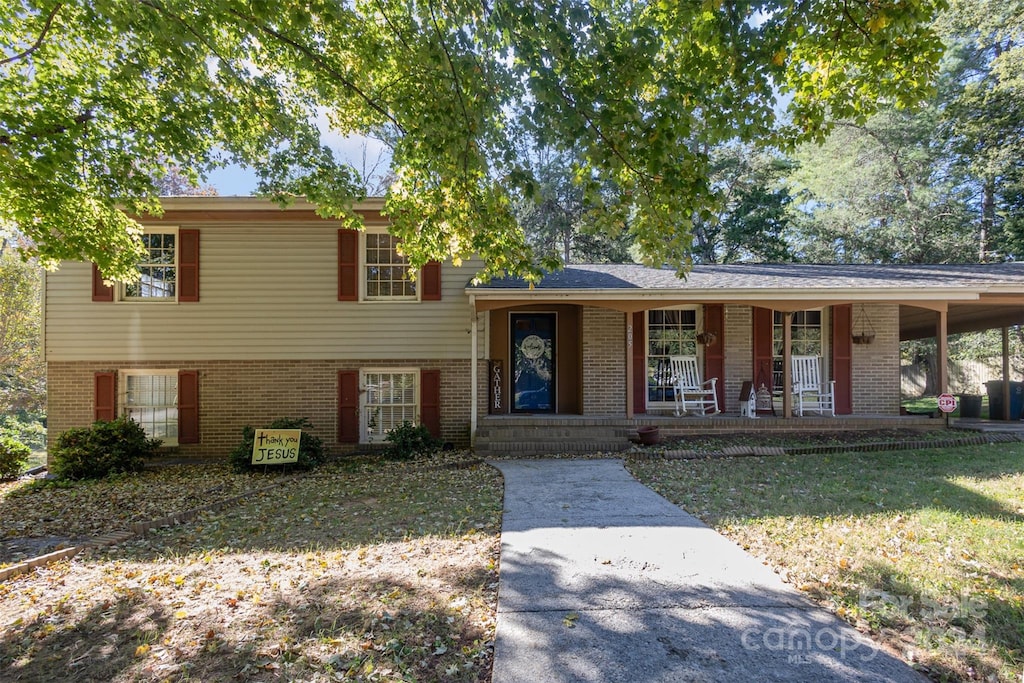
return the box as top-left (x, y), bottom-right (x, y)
top-left (489, 459), bottom-right (926, 683)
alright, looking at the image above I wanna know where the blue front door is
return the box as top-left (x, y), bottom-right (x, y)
top-left (511, 313), bottom-right (556, 412)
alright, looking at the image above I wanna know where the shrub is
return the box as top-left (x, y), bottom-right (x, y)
top-left (0, 412), bottom-right (46, 452)
top-left (385, 421), bottom-right (442, 460)
top-left (0, 436), bottom-right (31, 480)
top-left (49, 417), bottom-right (161, 480)
top-left (229, 417), bottom-right (326, 473)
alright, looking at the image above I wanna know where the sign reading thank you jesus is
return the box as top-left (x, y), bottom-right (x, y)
top-left (252, 428), bottom-right (301, 464)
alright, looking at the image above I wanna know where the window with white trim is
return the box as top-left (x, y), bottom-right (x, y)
top-left (772, 309), bottom-right (829, 387)
top-left (364, 231), bottom-right (416, 300)
top-left (361, 369), bottom-right (419, 441)
top-left (646, 308), bottom-right (699, 408)
top-left (119, 370), bottom-right (179, 445)
top-left (122, 229), bottom-right (178, 300)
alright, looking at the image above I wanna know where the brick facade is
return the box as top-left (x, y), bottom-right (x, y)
top-left (48, 358), bottom-right (476, 457)
top-left (723, 305), bottom-right (753, 413)
top-left (851, 303), bottom-right (901, 414)
top-left (581, 307), bottom-right (626, 415)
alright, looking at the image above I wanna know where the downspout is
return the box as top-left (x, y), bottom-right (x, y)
top-left (470, 295), bottom-right (478, 448)
top-left (39, 270), bottom-right (47, 364)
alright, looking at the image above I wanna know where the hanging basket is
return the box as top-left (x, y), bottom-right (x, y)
top-left (695, 331), bottom-right (717, 346)
top-left (852, 304), bottom-right (876, 345)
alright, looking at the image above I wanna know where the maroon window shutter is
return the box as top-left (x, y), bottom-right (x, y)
top-left (94, 372), bottom-right (116, 421)
top-left (178, 370), bottom-right (200, 443)
top-left (832, 304), bottom-right (853, 415)
top-left (421, 261), bottom-right (442, 301)
top-left (632, 311), bottom-right (647, 414)
top-left (178, 229), bottom-right (200, 302)
top-left (753, 307), bottom-right (774, 395)
top-left (338, 370), bottom-right (360, 442)
top-left (420, 369), bottom-right (442, 437)
top-left (338, 230), bottom-right (359, 301)
top-left (703, 304), bottom-right (725, 409)
top-left (92, 264), bottom-right (114, 302)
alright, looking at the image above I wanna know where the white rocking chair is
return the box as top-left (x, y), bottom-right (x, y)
top-left (670, 356), bottom-right (720, 416)
top-left (791, 355), bottom-right (835, 416)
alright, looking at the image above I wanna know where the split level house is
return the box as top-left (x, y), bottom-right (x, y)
top-left (43, 197), bottom-right (1024, 457)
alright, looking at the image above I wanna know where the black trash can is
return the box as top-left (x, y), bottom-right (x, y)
top-left (959, 394), bottom-right (983, 418)
top-left (985, 380), bottom-right (1024, 420)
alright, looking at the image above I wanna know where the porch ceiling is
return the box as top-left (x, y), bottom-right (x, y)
top-left (901, 302), bottom-right (1024, 340)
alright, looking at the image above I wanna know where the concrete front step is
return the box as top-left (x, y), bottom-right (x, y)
top-left (475, 427), bottom-right (621, 440)
top-left (475, 440), bottom-right (632, 456)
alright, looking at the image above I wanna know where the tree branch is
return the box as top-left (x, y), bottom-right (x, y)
top-left (427, 0), bottom-right (474, 176)
top-left (225, 8), bottom-right (406, 135)
top-left (0, 4), bottom-right (62, 67)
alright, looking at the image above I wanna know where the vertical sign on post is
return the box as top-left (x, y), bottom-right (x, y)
top-left (489, 360), bottom-right (503, 414)
top-left (937, 393), bottom-right (957, 426)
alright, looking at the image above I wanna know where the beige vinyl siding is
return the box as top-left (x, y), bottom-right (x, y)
top-left (45, 222), bottom-right (484, 361)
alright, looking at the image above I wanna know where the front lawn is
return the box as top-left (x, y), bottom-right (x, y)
top-left (628, 444), bottom-right (1024, 682)
top-left (0, 456), bottom-right (503, 682)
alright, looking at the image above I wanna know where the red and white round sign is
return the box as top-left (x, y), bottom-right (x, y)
top-left (937, 393), bottom-right (958, 413)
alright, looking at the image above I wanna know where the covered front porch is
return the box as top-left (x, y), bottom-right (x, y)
top-left (465, 263), bottom-right (1024, 451)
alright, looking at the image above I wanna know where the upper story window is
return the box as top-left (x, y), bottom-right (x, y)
top-left (92, 228), bottom-right (198, 303)
top-left (338, 228), bottom-right (440, 303)
top-left (122, 230), bottom-right (177, 301)
top-left (364, 231), bottom-right (416, 300)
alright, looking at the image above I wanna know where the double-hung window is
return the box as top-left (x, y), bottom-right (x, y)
top-left (364, 231), bottom-right (416, 300)
top-left (119, 370), bottom-right (179, 445)
top-left (646, 308), bottom-right (699, 408)
top-left (361, 369), bottom-right (419, 441)
top-left (338, 228), bottom-right (440, 302)
top-left (122, 230), bottom-right (178, 301)
top-left (772, 309), bottom-right (828, 388)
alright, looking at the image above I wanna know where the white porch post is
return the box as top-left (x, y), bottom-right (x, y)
top-left (470, 296), bottom-right (478, 448)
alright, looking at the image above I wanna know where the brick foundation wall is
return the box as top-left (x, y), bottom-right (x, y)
top-left (48, 358), bottom-right (475, 458)
top-left (581, 308), bottom-right (626, 415)
top-left (851, 303), bottom-right (901, 414)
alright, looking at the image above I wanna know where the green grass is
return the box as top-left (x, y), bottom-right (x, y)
top-left (628, 443), bottom-right (1024, 682)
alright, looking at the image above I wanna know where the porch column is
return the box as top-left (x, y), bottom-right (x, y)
top-left (1002, 326), bottom-right (1011, 420)
top-left (626, 315), bottom-right (634, 419)
top-left (782, 311), bottom-right (793, 418)
top-left (470, 297), bottom-right (478, 447)
top-left (936, 309), bottom-right (949, 394)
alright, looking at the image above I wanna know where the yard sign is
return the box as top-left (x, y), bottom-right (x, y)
top-left (252, 428), bottom-right (301, 464)
top-left (937, 393), bottom-right (958, 414)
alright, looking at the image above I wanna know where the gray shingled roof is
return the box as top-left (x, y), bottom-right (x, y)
top-left (469, 263), bottom-right (1024, 292)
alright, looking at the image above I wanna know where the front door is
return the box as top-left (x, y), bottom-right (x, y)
top-left (511, 313), bottom-right (556, 412)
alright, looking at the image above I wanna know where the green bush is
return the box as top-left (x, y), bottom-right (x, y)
top-left (0, 413), bottom-right (46, 452)
top-left (228, 417), bottom-right (326, 473)
top-left (49, 417), bottom-right (161, 480)
top-left (0, 436), bottom-right (31, 480)
top-left (385, 421), bottom-right (442, 460)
